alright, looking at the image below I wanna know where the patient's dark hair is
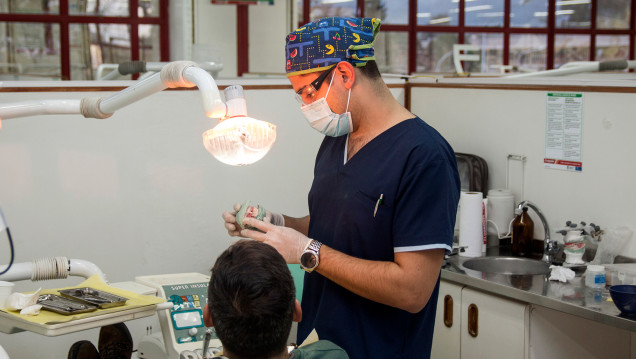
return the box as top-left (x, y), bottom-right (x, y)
top-left (208, 240), bottom-right (295, 359)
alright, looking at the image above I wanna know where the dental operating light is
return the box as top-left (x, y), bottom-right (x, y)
top-left (0, 61), bottom-right (276, 166)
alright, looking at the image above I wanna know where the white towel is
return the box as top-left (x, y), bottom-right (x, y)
top-left (549, 265), bottom-right (575, 283)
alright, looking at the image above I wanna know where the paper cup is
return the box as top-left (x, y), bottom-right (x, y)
top-left (0, 281), bottom-right (15, 309)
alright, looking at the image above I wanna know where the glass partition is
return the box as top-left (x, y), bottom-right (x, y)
top-left (554, 34), bottom-right (590, 68)
top-left (374, 31), bottom-right (408, 74)
top-left (0, 22), bottom-right (61, 80)
top-left (465, 33), bottom-right (503, 73)
top-left (416, 32), bottom-right (458, 73)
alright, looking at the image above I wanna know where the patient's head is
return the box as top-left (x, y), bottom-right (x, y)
top-left (205, 240), bottom-right (300, 359)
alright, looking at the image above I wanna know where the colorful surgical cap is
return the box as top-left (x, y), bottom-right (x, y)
top-left (285, 17), bottom-right (381, 77)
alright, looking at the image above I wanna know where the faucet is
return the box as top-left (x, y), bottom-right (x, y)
top-left (516, 200), bottom-right (560, 264)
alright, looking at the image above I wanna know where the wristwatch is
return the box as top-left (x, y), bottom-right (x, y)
top-left (300, 240), bottom-right (323, 273)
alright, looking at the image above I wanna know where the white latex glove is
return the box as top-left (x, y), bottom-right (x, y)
top-left (264, 210), bottom-right (285, 226)
top-left (241, 217), bottom-right (311, 264)
top-left (222, 203), bottom-right (243, 237)
top-left (222, 202), bottom-right (285, 236)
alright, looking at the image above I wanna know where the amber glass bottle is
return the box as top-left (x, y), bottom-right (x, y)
top-left (511, 207), bottom-right (534, 257)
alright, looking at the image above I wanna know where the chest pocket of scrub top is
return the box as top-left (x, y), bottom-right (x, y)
top-left (350, 190), bottom-right (394, 253)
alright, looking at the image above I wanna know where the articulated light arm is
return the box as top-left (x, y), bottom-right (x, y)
top-left (0, 61), bottom-right (276, 165)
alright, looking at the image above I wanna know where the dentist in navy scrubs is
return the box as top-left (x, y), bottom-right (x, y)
top-left (222, 17), bottom-right (460, 359)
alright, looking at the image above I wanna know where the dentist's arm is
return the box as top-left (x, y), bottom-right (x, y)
top-left (240, 217), bottom-right (443, 313)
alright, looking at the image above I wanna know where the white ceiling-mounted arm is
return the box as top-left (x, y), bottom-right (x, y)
top-left (181, 64), bottom-right (227, 119)
top-left (0, 99), bottom-right (81, 120)
top-left (0, 60), bottom-right (276, 165)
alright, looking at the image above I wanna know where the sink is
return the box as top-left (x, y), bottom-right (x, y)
top-left (462, 256), bottom-right (550, 275)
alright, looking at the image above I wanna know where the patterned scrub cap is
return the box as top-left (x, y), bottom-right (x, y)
top-left (285, 17), bottom-right (381, 77)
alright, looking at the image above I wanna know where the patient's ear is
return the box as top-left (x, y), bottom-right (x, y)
top-left (292, 299), bottom-right (302, 322)
top-left (203, 304), bottom-right (214, 327)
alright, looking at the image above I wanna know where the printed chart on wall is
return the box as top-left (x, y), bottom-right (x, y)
top-left (544, 92), bottom-right (583, 172)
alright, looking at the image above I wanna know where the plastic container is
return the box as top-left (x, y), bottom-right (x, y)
top-left (605, 263), bottom-right (636, 286)
top-left (486, 189), bottom-right (515, 236)
top-left (585, 265), bottom-right (607, 289)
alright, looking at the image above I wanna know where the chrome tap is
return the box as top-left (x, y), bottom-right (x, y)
top-left (516, 200), bottom-right (560, 264)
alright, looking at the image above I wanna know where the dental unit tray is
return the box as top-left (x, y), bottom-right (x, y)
top-left (37, 294), bottom-right (98, 315)
top-left (58, 287), bottom-right (128, 309)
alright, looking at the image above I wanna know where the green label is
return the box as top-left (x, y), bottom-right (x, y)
top-left (548, 93), bottom-right (582, 98)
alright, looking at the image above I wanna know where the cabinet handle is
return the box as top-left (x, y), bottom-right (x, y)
top-left (468, 303), bottom-right (478, 337)
top-left (443, 295), bottom-right (453, 327)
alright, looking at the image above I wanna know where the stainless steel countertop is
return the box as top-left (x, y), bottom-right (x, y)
top-left (441, 247), bottom-right (636, 332)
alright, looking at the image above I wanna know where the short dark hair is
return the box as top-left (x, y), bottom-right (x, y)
top-left (357, 60), bottom-right (382, 80)
top-left (208, 240), bottom-right (295, 359)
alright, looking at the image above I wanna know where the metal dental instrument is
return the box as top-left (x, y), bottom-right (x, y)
top-left (201, 328), bottom-right (212, 359)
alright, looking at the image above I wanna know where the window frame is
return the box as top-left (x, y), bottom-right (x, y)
top-left (0, 0), bottom-right (170, 80)
top-left (298, 0), bottom-right (636, 74)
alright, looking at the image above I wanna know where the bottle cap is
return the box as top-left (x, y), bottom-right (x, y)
top-left (587, 265), bottom-right (605, 272)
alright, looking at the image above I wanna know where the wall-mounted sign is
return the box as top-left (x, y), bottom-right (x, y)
top-left (544, 92), bottom-right (583, 172)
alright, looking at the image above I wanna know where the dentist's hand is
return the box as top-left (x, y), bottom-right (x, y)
top-left (241, 217), bottom-right (311, 264)
top-left (222, 203), bottom-right (243, 237)
top-left (222, 202), bottom-right (286, 236)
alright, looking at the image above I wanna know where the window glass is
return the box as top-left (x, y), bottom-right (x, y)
top-left (554, 34), bottom-right (589, 68)
top-left (69, 0), bottom-right (129, 17)
top-left (309, 0), bottom-right (355, 20)
top-left (0, 0), bottom-right (59, 14)
top-left (297, 0), bottom-right (304, 27)
top-left (555, 0), bottom-right (591, 28)
top-left (416, 32), bottom-right (458, 73)
top-left (417, 0), bottom-right (458, 26)
top-left (595, 35), bottom-right (630, 62)
top-left (464, 33), bottom-right (503, 73)
top-left (70, 23), bottom-right (131, 80)
top-left (597, 0), bottom-right (629, 29)
top-left (465, 0), bottom-right (504, 27)
top-left (0, 22), bottom-right (61, 80)
top-left (510, 0), bottom-right (547, 28)
top-left (139, 24), bottom-right (161, 62)
top-left (509, 33), bottom-right (546, 72)
top-left (138, 0), bottom-right (160, 18)
top-left (374, 31), bottom-right (408, 74)
top-left (366, 0), bottom-right (408, 25)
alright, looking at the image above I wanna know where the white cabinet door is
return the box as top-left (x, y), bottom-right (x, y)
top-left (431, 281), bottom-right (463, 359)
top-left (529, 305), bottom-right (630, 359)
top-left (460, 287), bottom-right (529, 359)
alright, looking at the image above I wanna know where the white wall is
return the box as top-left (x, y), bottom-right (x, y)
top-left (0, 81), bottom-right (323, 358)
top-left (411, 78), bottom-right (636, 256)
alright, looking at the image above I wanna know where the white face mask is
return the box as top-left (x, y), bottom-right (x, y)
top-left (300, 74), bottom-right (352, 137)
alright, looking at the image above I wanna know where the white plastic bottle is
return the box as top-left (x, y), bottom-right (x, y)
top-left (585, 265), bottom-right (606, 289)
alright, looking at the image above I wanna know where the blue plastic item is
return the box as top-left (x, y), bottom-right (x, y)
top-left (609, 285), bottom-right (636, 314)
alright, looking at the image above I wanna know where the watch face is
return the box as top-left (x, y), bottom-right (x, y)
top-left (301, 252), bottom-right (317, 269)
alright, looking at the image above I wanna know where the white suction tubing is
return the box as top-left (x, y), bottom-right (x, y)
top-left (0, 99), bottom-right (81, 120)
top-left (0, 258), bottom-right (106, 282)
top-left (507, 60), bottom-right (636, 78)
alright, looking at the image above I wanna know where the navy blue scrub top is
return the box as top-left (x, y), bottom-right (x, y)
top-left (298, 117), bottom-right (460, 359)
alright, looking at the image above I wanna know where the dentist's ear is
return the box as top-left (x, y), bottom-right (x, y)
top-left (335, 61), bottom-right (356, 90)
top-left (292, 299), bottom-right (303, 322)
top-left (203, 304), bottom-right (214, 327)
